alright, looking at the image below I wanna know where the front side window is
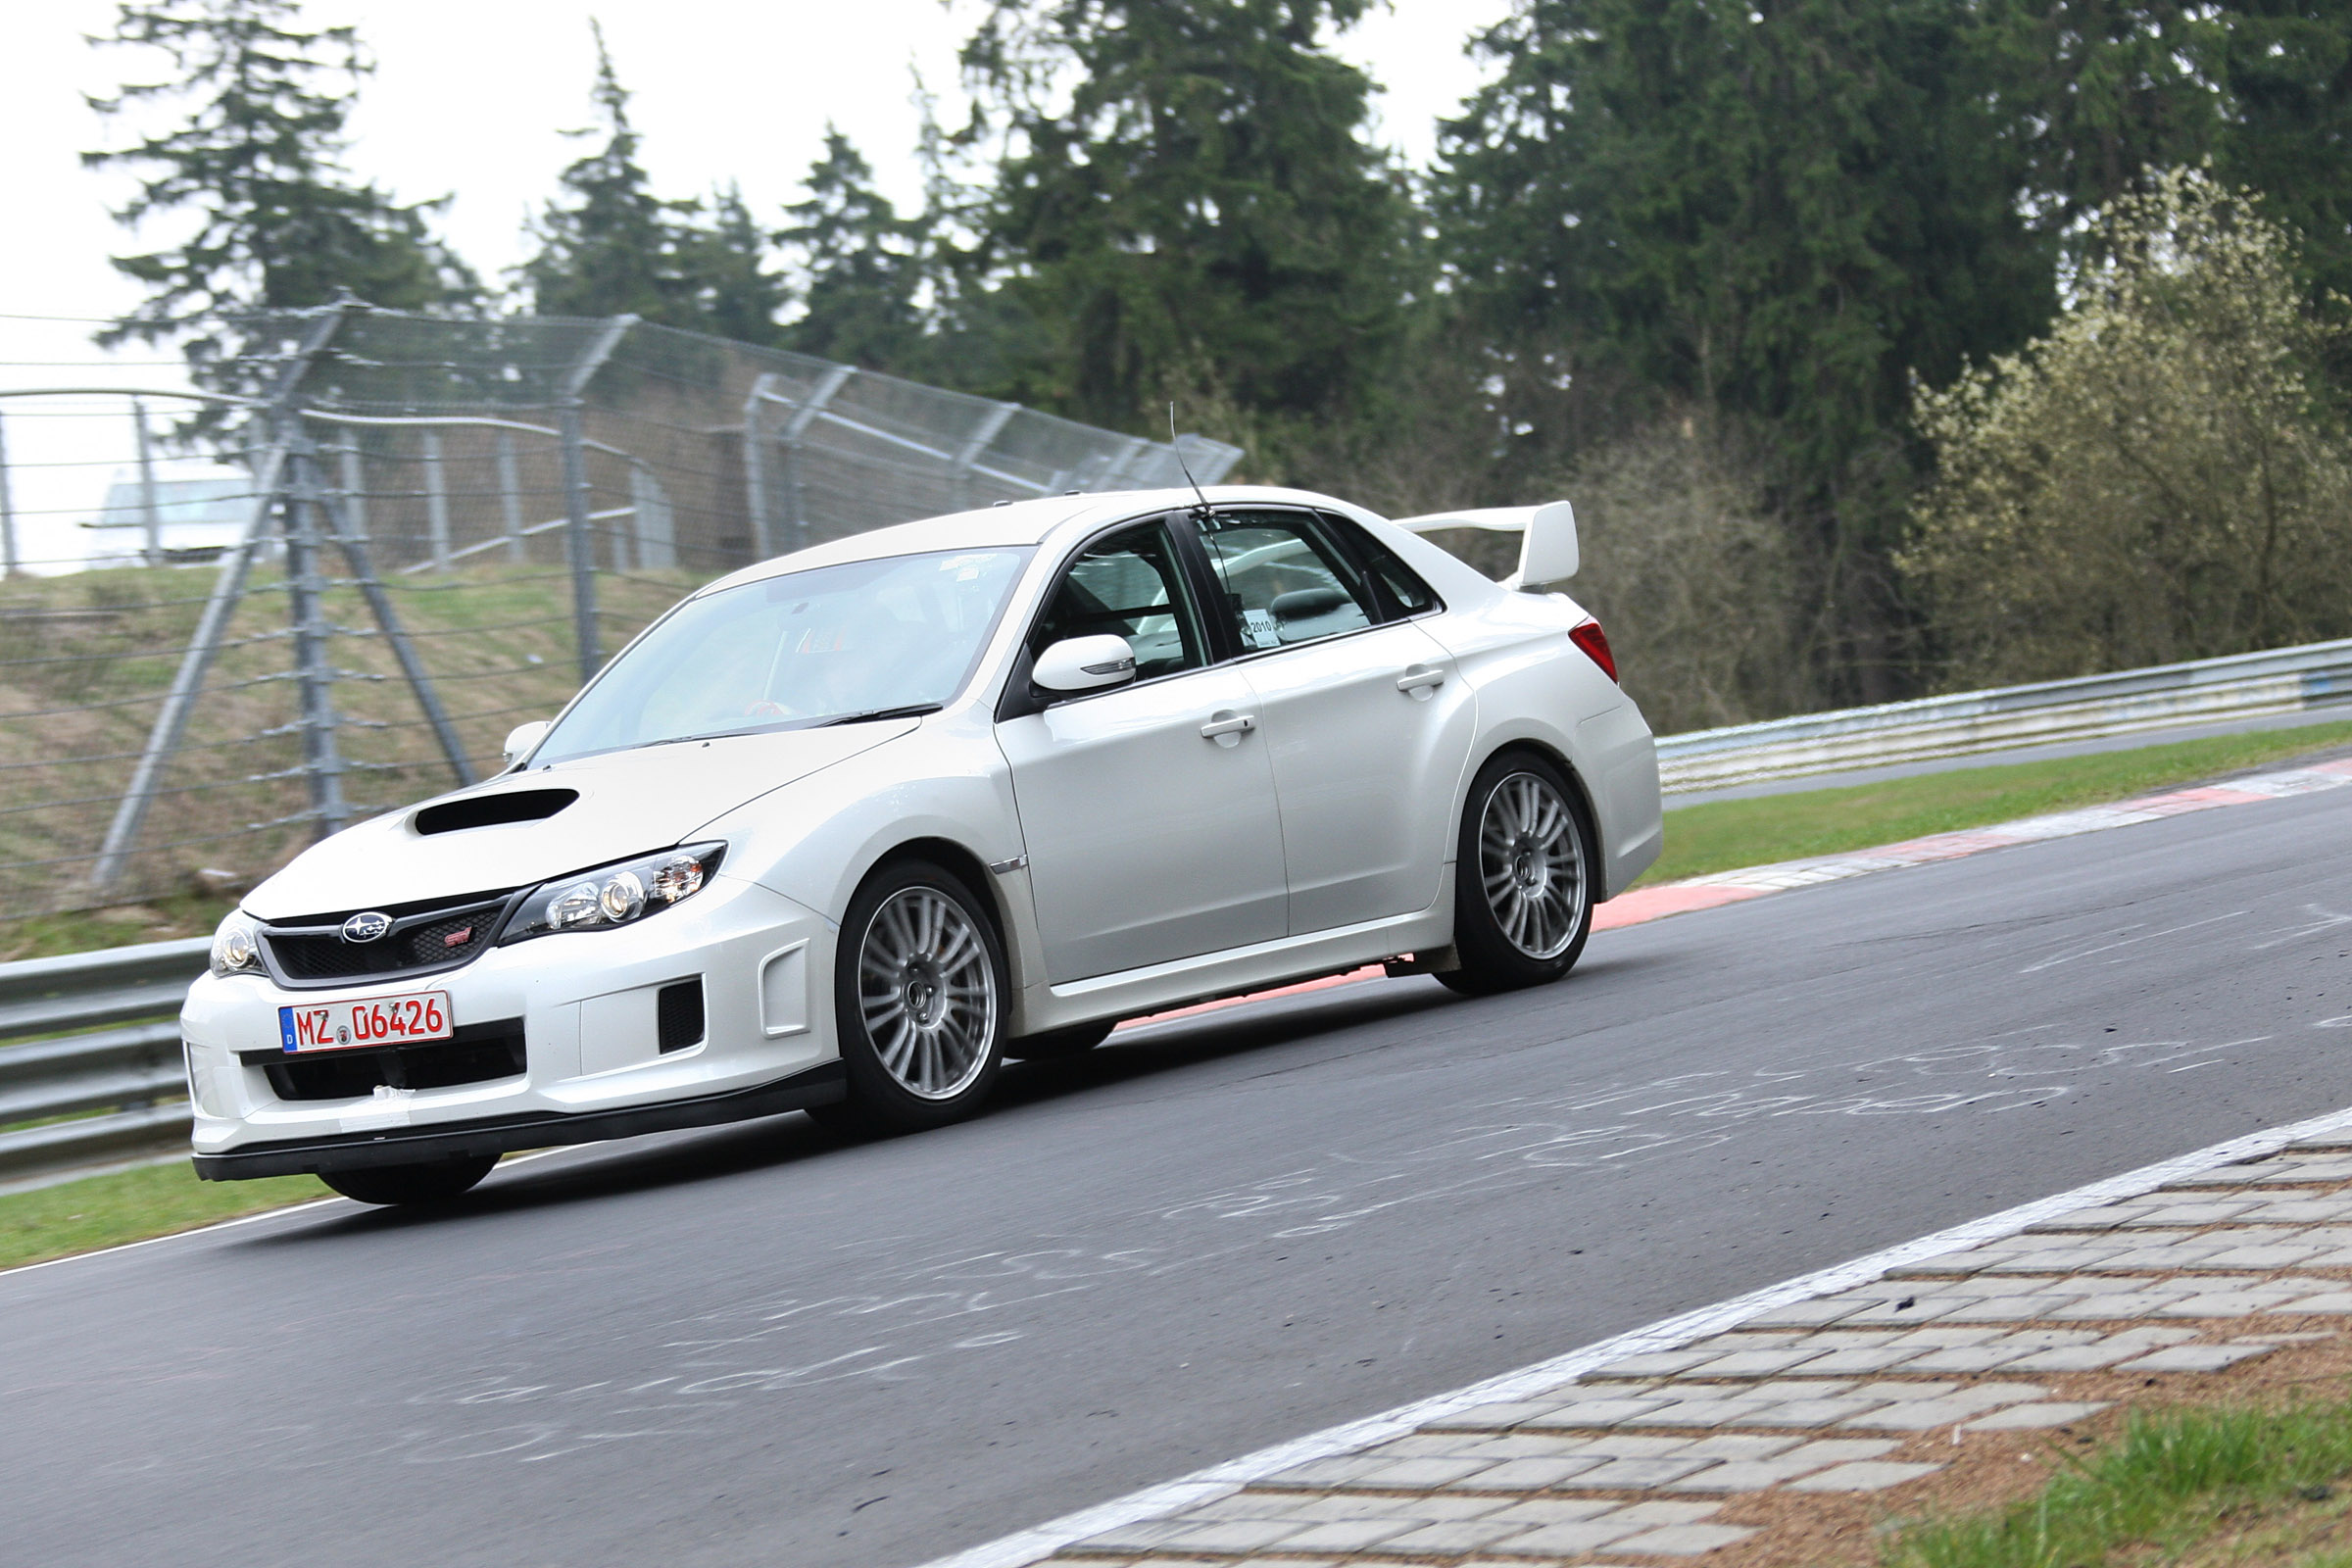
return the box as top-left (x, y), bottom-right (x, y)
top-left (1032, 521), bottom-right (1206, 681)
top-left (1195, 509), bottom-right (1378, 652)
top-left (536, 548), bottom-right (1029, 762)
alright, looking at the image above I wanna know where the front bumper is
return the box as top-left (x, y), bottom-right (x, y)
top-left (190, 1061), bottom-right (846, 1180)
top-left (181, 872), bottom-right (839, 1179)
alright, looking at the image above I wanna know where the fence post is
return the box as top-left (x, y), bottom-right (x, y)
top-left (780, 364), bottom-right (853, 550)
top-left (496, 429), bottom-right (526, 564)
top-left (421, 427), bottom-right (453, 572)
top-left (954, 401), bottom-right (1019, 512)
top-left (89, 305), bottom-right (349, 894)
top-left (280, 433), bottom-right (349, 839)
top-left (741, 373), bottom-right (776, 562)
top-left (0, 411), bottom-right (17, 578)
top-left (558, 316), bottom-right (635, 686)
top-left (337, 440), bottom-right (368, 544)
top-left (132, 397), bottom-right (163, 567)
top-left (311, 480), bottom-right (475, 789)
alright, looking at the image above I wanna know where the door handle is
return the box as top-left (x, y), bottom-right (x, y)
top-left (1200, 711), bottom-right (1257, 743)
top-left (1396, 664), bottom-right (1446, 696)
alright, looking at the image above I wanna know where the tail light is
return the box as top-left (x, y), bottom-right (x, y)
top-left (1569, 618), bottom-right (1617, 682)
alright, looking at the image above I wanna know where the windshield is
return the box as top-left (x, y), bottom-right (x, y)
top-left (534, 548), bottom-right (1031, 763)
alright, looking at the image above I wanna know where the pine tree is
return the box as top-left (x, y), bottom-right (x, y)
top-left (958, 0), bottom-right (1415, 434)
top-left (678, 184), bottom-right (789, 347)
top-left (778, 128), bottom-right (927, 368)
top-left (83, 0), bottom-right (476, 368)
top-left (2215, 0), bottom-right (2352, 323)
top-left (1436, 0), bottom-right (2057, 699)
top-left (521, 24), bottom-right (705, 325)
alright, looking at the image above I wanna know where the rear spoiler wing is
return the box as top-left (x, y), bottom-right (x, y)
top-left (1393, 501), bottom-right (1579, 590)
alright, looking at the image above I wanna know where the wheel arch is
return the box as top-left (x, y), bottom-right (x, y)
top-left (864, 835), bottom-right (1004, 929)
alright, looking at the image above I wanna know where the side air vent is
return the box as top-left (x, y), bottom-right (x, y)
top-left (657, 979), bottom-right (706, 1053)
top-left (414, 789), bottom-right (579, 836)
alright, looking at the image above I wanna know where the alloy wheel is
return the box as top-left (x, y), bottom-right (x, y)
top-left (1477, 770), bottom-right (1588, 960)
top-left (856, 886), bottom-right (998, 1100)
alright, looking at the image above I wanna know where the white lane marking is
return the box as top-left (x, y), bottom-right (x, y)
top-left (0, 1147), bottom-right (575, 1282)
top-left (908, 1099), bottom-right (2352, 1568)
top-left (2018, 911), bottom-right (2250, 974)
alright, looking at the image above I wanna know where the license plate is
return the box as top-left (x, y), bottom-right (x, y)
top-left (277, 991), bottom-right (454, 1053)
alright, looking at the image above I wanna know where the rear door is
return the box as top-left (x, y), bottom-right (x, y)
top-left (996, 517), bottom-right (1290, 983)
top-left (1192, 508), bottom-right (1477, 935)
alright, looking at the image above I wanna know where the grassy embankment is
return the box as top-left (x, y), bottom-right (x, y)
top-left (0, 561), bottom-right (694, 956)
top-left (1886, 1400), bottom-right (2352, 1568)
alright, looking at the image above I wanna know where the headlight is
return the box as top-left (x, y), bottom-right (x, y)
top-left (210, 910), bottom-right (263, 978)
top-left (498, 843), bottom-right (723, 945)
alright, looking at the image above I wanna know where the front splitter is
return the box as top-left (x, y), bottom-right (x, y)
top-left (191, 1061), bottom-right (847, 1180)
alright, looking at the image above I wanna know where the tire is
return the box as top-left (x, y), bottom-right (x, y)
top-left (1004, 1019), bottom-right (1116, 1060)
top-left (1438, 751), bottom-right (1598, 997)
top-left (810, 858), bottom-right (1009, 1137)
top-left (320, 1153), bottom-right (497, 1206)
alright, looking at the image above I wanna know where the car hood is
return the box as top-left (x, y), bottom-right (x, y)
top-left (243, 719), bottom-right (919, 920)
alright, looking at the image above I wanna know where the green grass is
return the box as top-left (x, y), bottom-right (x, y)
top-left (0, 1159), bottom-right (329, 1273)
top-left (1641, 718), bottom-right (2352, 887)
top-left (0, 889), bottom-right (236, 964)
top-left (1887, 1401), bottom-right (2352, 1568)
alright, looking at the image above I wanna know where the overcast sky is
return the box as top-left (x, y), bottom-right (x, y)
top-left (0, 1), bottom-right (1508, 566)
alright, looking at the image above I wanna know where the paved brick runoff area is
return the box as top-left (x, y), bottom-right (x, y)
top-left (1043, 1129), bottom-right (2352, 1567)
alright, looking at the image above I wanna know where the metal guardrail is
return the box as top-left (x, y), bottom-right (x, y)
top-left (0, 937), bottom-right (205, 1188)
top-left (1658, 636), bottom-right (2352, 793)
top-left (3, 638), bottom-right (2351, 1190)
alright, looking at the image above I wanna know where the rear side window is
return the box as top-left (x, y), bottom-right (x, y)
top-left (1321, 512), bottom-right (1441, 617)
top-left (1194, 509), bottom-right (1378, 652)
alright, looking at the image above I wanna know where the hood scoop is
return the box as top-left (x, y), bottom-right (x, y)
top-left (413, 788), bottom-right (579, 836)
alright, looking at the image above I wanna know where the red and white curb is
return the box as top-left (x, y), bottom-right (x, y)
top-left (1601, 756), bottom-right (2352, 928)
top-left (1121, 755), bottom-right (2352, 1032)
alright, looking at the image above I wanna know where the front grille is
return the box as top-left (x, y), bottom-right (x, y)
top-left (261, 890), bottom-right (517, 987)
top-left (264, 1017), bottom-right (527, 1102)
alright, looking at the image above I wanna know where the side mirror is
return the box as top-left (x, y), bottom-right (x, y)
top-left (1517, 500), bottom-right (1579, 589)
top-left (1032, 635), bottom-right (1138, 695)
top-left (502, 719), bottom-right (552, 766)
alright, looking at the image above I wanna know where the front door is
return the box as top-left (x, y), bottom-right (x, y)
top-left (996, 519), bottom-right (1289, 984)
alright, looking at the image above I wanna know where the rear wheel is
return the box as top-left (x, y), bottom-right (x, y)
top-left (1439, 752), bottom-right (1596, 996)
top-left (810, 859), bottom-right (1008, 1137)
top-left (320, 1154), bottom-right (497, 1206)
top-left (1004, 1019), bottom-right (1115, 1060)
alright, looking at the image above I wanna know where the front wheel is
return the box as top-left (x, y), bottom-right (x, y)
top-left (811, 859), bottom-right (1008, 1137)
top-left (1439, 752), bottom-right (1597, 996)
top-left (320, 1153), bottom-right (497, 1206)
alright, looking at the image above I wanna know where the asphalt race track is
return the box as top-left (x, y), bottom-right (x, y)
top-left (5, 789), bottom-right (2350, 1568)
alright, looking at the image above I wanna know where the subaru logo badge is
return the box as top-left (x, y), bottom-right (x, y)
top-left (341, 910), bottom-right (392, 944)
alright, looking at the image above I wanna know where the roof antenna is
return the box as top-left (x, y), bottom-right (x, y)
top-left (1169, 402), bottom-right (1213, 520)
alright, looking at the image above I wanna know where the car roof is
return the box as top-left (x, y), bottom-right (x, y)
top-left (694, 486), bottom-right (1363, 596)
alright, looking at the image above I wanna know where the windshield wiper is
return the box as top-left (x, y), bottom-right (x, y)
top-left (818, 703), bottom-right (943, 727)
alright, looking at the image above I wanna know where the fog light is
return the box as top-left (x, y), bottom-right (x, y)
top-left (600, 870), bottom-right (646, 922)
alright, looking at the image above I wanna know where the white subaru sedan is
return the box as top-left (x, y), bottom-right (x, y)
top-left (181, 487), bottom-right (1661, 1203)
